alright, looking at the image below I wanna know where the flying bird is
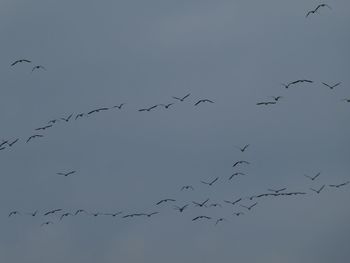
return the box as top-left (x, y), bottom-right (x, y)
top-left (329, 181), bottom-right (350, 188)
top-left (236, 144), bottom-right (250, 152)
top-left (194, 99), bottom-right (214, 106)
top-left (0, 140), bottom-right (8, 147)
top-left (256, 101), bottom-right (276, 106)
top-left (138, 105), bottom-right (159, 112)
top-left (11, 59), bottom-right (31, 66)
top-left (173, 204), bottom-right (189, 213)
top-left (60, 114), bottom-right (73, 122)
top-left (60, 213), bottom-right (72, 221)
top-left (215, 218), bottom-right (226, 225)
top-left (267, 187), bottom-right (287, 194)
top-left (172, 93), bottom-right (191, 102)
top-left (322, 82), bottom-right (341, 90)
top-left (306, 4), bottom-right (332, 17)
top-left (159, 103), bottom-right (174, 109)
top-left (87, 107), bottom-right (109, 115)
top-left (283, 79), bottom-right (313, 88)
top-left (201, 177), bottom-right (219, 186)
top-left (310, 185), bottom-right (326, 194)
top-left (74, 209), bottom-right (87, 216)
top-left (8, 139), bottom-right (19, 147)
top-left (31, 65), bottom-right (46, 72)
top-left (122, 213), bottom-right (144, 218)
top-left (112, 103), bottom-right (125, 109)
top-left (56, 170), bottom-right (76, 177)
top-left (304, 172), bottom-right (321, 181)
top-left (181, 185), bottom-right (194, 191)
top-left (104, 212), bottom-right (123, 217)
top-left (271, 96), bottom-right (283, 101)
top-left (229, 172), bottom-right (246, 180)
top-left (192, 216), bottom-right (211, 221)
top-left (156, 199), bottom-right (176, 205)
top-left (75, 113), bottom-right (85, 120)
top-left (224, 198), bottom-right (242, 206)
top-left (209, 203), bottom-right (222, 208)
top-left (26, 134), bottom-right (43, 143)
top-left (0, 146), bottom-right (6, 151)
top-left (143, 212), bottom-right (159, 217)
top-left (193, 198), bottom-right (210, 208)
top-left (342, 98), bottom-right (350, 103)
top-left (48, 119), bottom-right (59, 124)
top-left (41, 221), bottom-right (53, 227)
top-left (44, 209), bottom-right (62, 216)
top-left (232, 160), bottom-right (250, 167)
top-left (35, 124), bottom-right (53, 131)
top-left (233, 212), bottom-right (244, 216)
top-left (8, 211), bottom-right (20, 217)
top-left (240, 202), bottom-right (258, 211)
top-left (26, 210), bottom-right (38, 217)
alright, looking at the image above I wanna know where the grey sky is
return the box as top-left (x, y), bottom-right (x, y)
top-left (1, 0), bottom-right (350, 262)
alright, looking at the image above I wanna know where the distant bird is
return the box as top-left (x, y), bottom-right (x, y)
top-left (44, 209), bottom-right (62, 216)
top-left (0, 146), bottom-right (6, 151)
top-left (304, 172), bottom-right (321, 181)
top-left (271, 96), bottom-right (283, 101)
top-left (88, 107), bottom-right (109, 115)
top-left (156, 199), bottom-right (176, 205)
top-left (267, 187), bottom-right (287, 194)
top-left (122, 213), bottom-right (144, 218)
top-left (310, 185), bottom-right (325, 194)
top-left (60, 114), bottom-right (73, 122)
top-left (236, 144), bottom-right (250, 152)
top-left (56, 170), bottom-right (76, 177)
top-left (283, 79), bottom-right (313, 88)
top-left (35, 124), bottom-right (52, 131)
top-left (201, 177), bottom-right (219, 186)
top-left (329, 181), bottom-right (350, 188)
top-left (26, 134), bottom-right (43, 143)
top-left (224, 198), bottom-right (242, 206)
top-left (215, 218), bottom-right (226, 225)
top-left (172, 93), bottom-right (190, 102)
top-left (26, 210), bottom-right (38, 217)
top-left (173, 204), bottom-right (189, 213)
top-left (48, 119), bottom-right (59, 124)
top-left (306, 4), bottom-right (332, 17)
top-left (8, 211), bottom-right (20, 217)
top-left (159, 103), bottom-right (174, 109)
top-left (0, 140), bottom-right (8, 147)
top-left (181, 185), bottom-right (194, 191)
top-left (138, 105), bottom-right (159, 112)
top-left (8, 139), bottom-right (19, 147)
top-left (90, 212), bottom-right (101, 217)
top-left (256, 101), bottom-right (276, 106)
top-left (192, 216), bottom-right (211, 221)
top-left (104, 212), bottom-right (123, 217)
top-left (229, 172), bottom-right (246, 180)
top-left (60, 213), bottom-right (72, 221)
top-left (342, 98), bottom-right (350, 103)
top-left (209, 203), bottom-right (222, 208)
top-left (193, 198), bottom-right (210, 208)
top-left (41, 221), bottom-right (53, 227)
top-left (74, 209), bottom-right (87, 216)
top-left (240, 202), bottom-right (258, 211)
top-left (112, 103), bottom-right (125, 109)
top-left (11, 59), bottom-right (31, 66)
top-left (194, 99), bottom-right (214, 106)
top-left (232, 160), bottom-right (250, 167)
top-left (31, 65), bottom-right (46, 72)
top-left (75, 113), bottom-right (85, 120)
top-left (322, 82), bottom-right (341, 90)
top-left (143, 212), bottom-right (159, 217)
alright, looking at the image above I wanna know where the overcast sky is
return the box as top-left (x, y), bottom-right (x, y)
top-left (1, 0), bottom-right (350, 262)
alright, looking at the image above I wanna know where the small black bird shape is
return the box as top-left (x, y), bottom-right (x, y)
top-left (181, 185), bottom-right (194, 191)
top-left (215, 218), bottom-right (226, 225)
top-left (267, 187), bottom-right (287, 194)
top-left (283, 79), bottom-right (313, 88)
top-left (342, 98), bottom-right (350, 103)
top-left (26, 134), bottom-right (43, 143)
top-left (256, 101), bottom-right (276, 106)
top-left (210, 203), bottom-right (222, 208)
top-left (192, 216), bottom-right (211, 221)
top-left (44, 209), bottom-right (62, 216)
top-left (329, 181), bottom-right (350, 188)
top-left (26, 210), bottom-right (38, 217)
top-left (0, 146), bottom-right (6, 151)
top-left (306, 4), bottom-right (332, 17)
top-left (9, 211), bottom-right (20, 217)
top-left (60, 213), bottom-right (72, 221)
top-left (236, 144), bottom-right (249, 152)
top-left (224, 198), bottom-right (242, 206)
top-left (194, 99), bottom-right (214, 106)
top-left (172, 93), bottom-right (191, 102)
top-left (60, 114), bottom-right (73, 122)
top-left (173, 204), bottom-right (189, 213)
top-left (88, 107), bottom-right (109, 115)
top-left (8, 139), bottom-right (19, 147)
top-left (74, 209), bottom-right (87, 216)
top-left (322, 82), bottom-right (341, 89)
top-left (229, 172), bottom-right (246, 180)
top-left (31, 65), bottom-right (46, 72)
top-left (112, 103), bottom-right (125, 109)
top-left (193, 198), bottom-right (210, 208)
top-left (0, 140), bottom-right (8, 147)
top-left (41, 221), bottom-right (53, 227)
top-left (159, 103), bottom-right (174, 109)
top-left (104, 212), bottom-right (123, 217)
top-left (201, 177), bottom-right (219, 186)
top-left (233, 212), bottom-right (244, 216)
top-left (271, 96), bottom-right (283, 101)
top-left (143, 212), bottom-right (159, 217)
top-left (232, 160), bottom-right (250, 167)
top-left (57, 170), bottom-right (76, 177)
top-left (156, 199), bottom-right (176, 205)
top-left (304, 172), bottom-right (321, 181)
top-left (122, 213), bottom-right (144, 218)
top-left (240, 202), bottom-right (258, 211)
top-left (138, 105), bottom-right (159, 112)
top-left (48, 119), bottom-right (59, 124)
top-left (75, 113), bottom-right (85, 120)
top-left (35, 124), bottom-right (53, 131)
top-left (90, 212), bottom-right (101, 217)
top-left (310, 185), bottom-right (325, 194)
top-left (11, 59), bottom-right (31, 66)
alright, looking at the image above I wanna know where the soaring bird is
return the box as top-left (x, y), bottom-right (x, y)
top-left (0, 140), bottom-right (8, 147)
top-left (0, 146), bottom-right (6, 151)
top-left (41, 221), bottom-right (53, 227)
top-left (306, 4), bottom-right (332, 17)
top-left (26, 134), bottom-right (43, 143)
top-left (233, 212), bottom-right (244, 216)
top-left (224, 198), bottom-right (242, 206)
top-left (201, 177), bottom-right (219, 186)
top-left (159, 103), bottom-right (174, 109)
top-left (138, 105), bottom-right (159, 112)
top-left (240, 202), bottom-right (258, 211)
top-left (342, 98), bottom-right (350, 103)
top-left (8, 211), bottom-right (20, 217)
top-left (229, 172), bottom-right (246, 180)
top-left (48, 119), bottom-right (59, 124)
top-left (104, 212), bottom-right (123, 217)
top-left (11, 59), bottom-right (31, 66)
top-left (181, 185), bottom-right (194, 191)
top-left (75, 113), bottom-right (85, 120)
top-left (35, 125), bottom-right (53, 131)
top-left (232, 160), bottom-right (250, 167)
top-left (236, 144), bottom-right (250, 152)
top-left (112, 103), bottom-right (125, 109)
top-left (283, 79), bottom-right (313, 88)
top-left (192, 216), bottom-right (211, 221)
top-left (88, 107), bottom-right (109, 115)
top-left (156, 199), bottom-right (176, 205)
top-left (44, 209), bottom-right (62, 216)
top-left (31, 65), bottom-right (46, 72)
top-left (322, 82), bottom-right (341, 89)
top-left (194, 99), bottom-right (214, 106)
top-left (329, 181), bottom-right (350, 188)
top-left (304, 172), bottom-right (321, 181)
top-left (215, 218), bottom-right (226, 225)
top-left (60, 114), bottom-right (73, 122)
top-left (172, 93), bottom-right (191, 102)
top-left (26, 210), bottom-right (38, 217)
top-left (143, 212), bottom-right (159, 217)
top-left (271, 96), bottom-right (283, 101)
top-left (56, 170), bottom-right (76, 177)
top-left (173, 204), bottom-right (189, 213)
top-left (60, 213), bottom-right (72, 221)
top-left (256, 101), bottom-right (276, 106)
top-left (209, 203), bottom-right (222, 208)
top-left (122, 213), bottom-right (144, 218)
top-left (267, 187), bottom-right (287, 194)
top-left (310, 185), bottom-right (325, 194)
top-left (193, 198), bottom-right (209, 208)
top-left (74, 209), bottom-right (87, 216)
top-left (8, 139), bottom-right (19, 147)
top-left (90, 212), bottom-right (101, 217)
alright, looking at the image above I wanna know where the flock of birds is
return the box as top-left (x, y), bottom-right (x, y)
top-left (4, 3), bottom-right (350, 228)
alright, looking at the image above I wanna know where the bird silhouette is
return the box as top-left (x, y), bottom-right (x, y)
top-left (60, 114), bottom-right (73, 122)
top-left (41, 221), bottom-right (53, 227)
top-left (75, 113), bottom-right (85, 120)
top-left (192, 216), bottom-right (211, 221)
top-left (271, 96), bottom-right (283, 101)
top-left (11, 59), bottom-right (31, 66)
top-left (26, 210), bottom-right (38, 217)
top-left (232, 161), bottom-right (250, 167)
top-left (122, 213), bottom-right (144, 218)
top-left (26, 134), bottom-right (44, 143)
top-left (181, 185), bottom-right (194, 191)
top-left (172, 93), bottom-right (191, 102)
top-left (329, 181), bottom-right (350, 188)
top-left (201, 177), bottom-right (219, 186)
top-left (215, 218), bottom-right (226, 225)
top-left (138, 105), bottom-right (159, 112)
top-left (173, 204), bottom-right (189, 213)
top-left (193, 198), bottom-right (209, 208)
top-left (88, 107), bottom-right (109, 115)
top-left (306, 4), bottom-right (332, 17)
top-left (56, 170), bottom-right (76, 177)
top-left (143, 212), bottom-right (159, 217)
top-left (0, 140), bottom-right (8, 148)
top-left (159, 103), bottom-right (174, 109)
top-left (209, 203), bottom-right (222, 208)
top-left (48, 119), bottom-right (59, 124)
top-left (8, 139), bottom-right (19, 147)
top-left (112, 103), bottom-right (125, 109)
top-left (240, 202), bottom-right (258, 211)
top-left (35, 125), bottom-right (53, 131)
top-left (60, 213), bottom-right (72, 221)
top-left (31, 65), bottom-right (46, 72)
top-left (304, 172), bottom-right (321, 181)
top-left (156, 199), bottom-right (176, 205)
top-left (342, 98), bottom-right (350, 103)
top-left (74, 209), bottom-right (87, 216)
top-left (229, 172), bottom-right (246, 180)
top-left (194, 99), bottom-right (214, 106)
top-left (224, 198), bottom-right (242, 206)
top-left (233, 212), bottom-right (244, 216)
top-left (310, 185), bottom-right (325, 194)
top-left (283, 79), bottom-right (313, 88)
top-left (256, 101), bottom-right (276, 106)
top-left (44, 209), bottom-right (62, 216)
top-left (8, 211), bottom-right (20, 217)
top-left (236, 144), bottom-right (250, 152)
top-left (322, 82), bottom-right (341, 89)
top-left (104, 212), bottom-right (123, 217)
top-left (0, 146), bottom-right (6, 151)
top-left (267, 187), bottom-right (287, 194)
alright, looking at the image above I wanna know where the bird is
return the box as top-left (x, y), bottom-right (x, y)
top-left (8, 139), bottom-right (19, 147)
top-left (60, 114), bottom-right (73, 122)
top-left (31, 65), bottom-right (46, 72)
top-left (236, 144), bottom-right (250, 152)
top-left (112, 103), bottom-right (125, 109)
top-left (156, 199), bottom-right (176, 205)
top-left (0, 140), bottom-right (8, 147)
top-left (44, 209), bottom-right (62, 216)
top-left (138, 105), bottom-right (159, 112)
top-left (194, 99), bottom-right (214, 106)
top-left (172, 93), bottom-right (191, 102)
top-left (322, 82), bottom-right (341, 90)
top-left (8, 211), bottom-right (20, 217)
top-left (201, 177), bottom-right (219, 186)
top-left (304, 172), bottom-right (321, 181)
top-left (209, 203), bottom-right (222, 208)
top-left (56, 170), bottom-right (76, 177)
top-left (267, 187), bottom-right (287, 194)
top-left (229, 172), bottom-right (246, 180)
top-left (173, 204), bottom-right (189, 213)
top-left (74, 209), bottom-right (87, 216)
top-left (193, 198), bottom-right (210, 208)
top-left (215, 218), bottom-right (226, 225)
top-left (75, 113), bottom-right (85, 120)
top-left (26, 210), bottom-right (38, 217)
top-left (232, 160), bottom-right (250, 167)
top-left (26, 134), bottom-right (43, 143)
top-left (41, 221), bottom-right (53, 227)
top-left (122, 213), bottom-right (144, 218)
top-left (87, 107), bottom-right (109, 115)
top-left (48, 119), bottom-right (59, 124)
top-left (90, 212), bottom-right (101, 217)
top-left (329, 181), bottom-right (350, 188)
top-left (35, 124), bottom-right (53, 131)
top-left (342, 98), bottom-right (350, 103)
top-left (306, 4), bottom-right (332, 17)
top-left (11, 59), bottom-right (31, 66)
top-left (240, 202), bottom-right (258, 211)
top-left (233, 212), bottom-right (244, 216)
top-left (224, 198), bottom-right (242, 206)
top-left (181, 185), bottom-right (194, 191)
top-left (143, 212), bottom-right (159, 217)
top-left (104, 212), bottom-right (123, 217)
top-left (283, 79), bottom-right (313, 88)
top-left (159, 103), bottom-right (174, 109)
top-left (256, 101), bottom-right (276, 106)
top-left (271, 96), bottom-right (283, 101)
top-left (192, 216), bottom-right (211, 221)
top-left (60, 213), bottom-right (72, 221)
top-left (310, 185), bottom-right (326, 194)
top-left (0, 146), bottom-right (6, 151)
